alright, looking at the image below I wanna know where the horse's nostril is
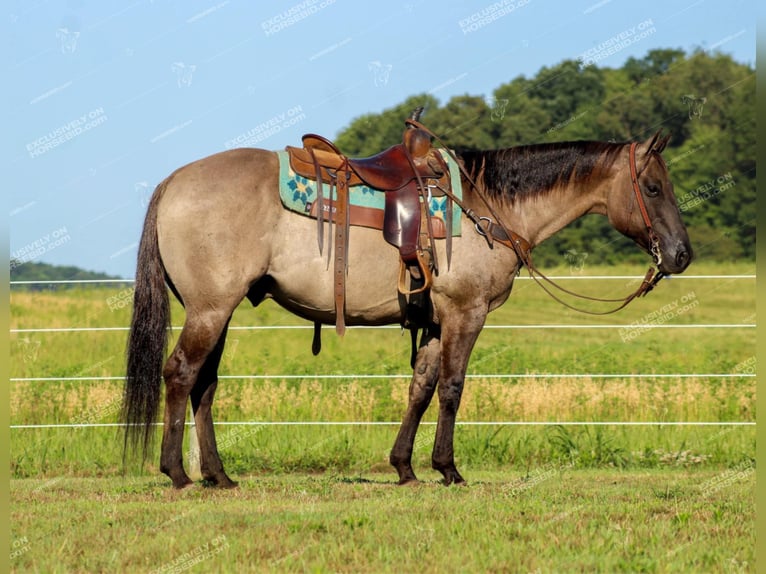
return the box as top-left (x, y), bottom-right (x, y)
top-left (675, 250), bottom-right (690, 269)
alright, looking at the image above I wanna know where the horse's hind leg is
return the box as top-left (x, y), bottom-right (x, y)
top-left (160, 309), bottom-right (231, 489)
top-left (389, 331), bottom-right (441, 484)
top-left (190, 320), bottom-right (237, 488)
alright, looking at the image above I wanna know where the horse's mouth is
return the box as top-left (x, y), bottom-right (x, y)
top-left (658, 244), bottom-right (693, 275)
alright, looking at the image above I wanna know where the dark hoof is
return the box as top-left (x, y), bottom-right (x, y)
top-left (397, 477), bottom-right (421, 486)
top-left (162, 465), bottom-right (193, 489)
top-left (203, 474), bottom-right (239, 489)
top-left (391, 458), bottom-right (419, 486)
top-left (438, 468), bottom-right (466, 486)
top-left (172, 478), bottom-right (194, 490)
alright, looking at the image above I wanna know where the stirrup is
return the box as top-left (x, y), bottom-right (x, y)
top-left (397, 251), bottom-right (433, 295)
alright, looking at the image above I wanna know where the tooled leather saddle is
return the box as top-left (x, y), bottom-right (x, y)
top-left (284, 113), bottom-right (455, 338)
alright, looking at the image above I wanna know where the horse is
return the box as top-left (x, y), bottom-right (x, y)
top-left (121, 130), bottom-right (692, 488)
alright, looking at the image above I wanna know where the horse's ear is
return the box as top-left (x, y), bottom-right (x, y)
top-left (655, 132), bottom-right (671, 153)
top-left (644, 130), bottom-right (671, 155)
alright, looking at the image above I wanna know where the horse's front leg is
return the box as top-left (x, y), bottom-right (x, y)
top-left (390, 331), bottom-right (441, 484)
top-left (432, 306), bottom-right (487, 485)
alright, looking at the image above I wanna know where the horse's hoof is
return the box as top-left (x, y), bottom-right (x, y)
top-left (440, 471), bottom-right (466, 486)
top-left (215, 478), bottom-right (239, 489)
top-left (202, 476), bottom-right (239, 489)
top-left (397, 478), bottom-right (421, 487)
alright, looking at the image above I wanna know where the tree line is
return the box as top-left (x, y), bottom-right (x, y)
top-left (10, 260), bottom-right (122, 288)
top-left (335, 49), bottom-right (755, 266)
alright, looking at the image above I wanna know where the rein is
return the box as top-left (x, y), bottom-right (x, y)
top-left (407, 119), bottom-right (666, 314)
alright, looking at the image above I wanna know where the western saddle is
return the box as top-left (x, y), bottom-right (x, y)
top-left (285, 111), bottom-right (455, 338)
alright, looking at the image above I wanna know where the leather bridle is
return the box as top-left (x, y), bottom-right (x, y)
top-left (407, 119), bottom-right (666, 314)
top-left (628, 141), bottom-right (663, 269)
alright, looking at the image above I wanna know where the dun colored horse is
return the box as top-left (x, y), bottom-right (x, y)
top-left (122, 130), bottom-right (692, 488)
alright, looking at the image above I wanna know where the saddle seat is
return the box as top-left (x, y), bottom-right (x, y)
top-left (288, 128), bottom-right (445, 190)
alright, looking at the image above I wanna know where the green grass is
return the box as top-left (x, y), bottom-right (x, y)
top-left (10, 469), bottom-right (756, 573)
top-left (9, 262), bottom-right (756, 572)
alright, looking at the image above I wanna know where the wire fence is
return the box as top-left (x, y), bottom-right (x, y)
top-left (9, 274), bottom-right (756, 430)
top-left (8, 274), bottom-right (757, 286)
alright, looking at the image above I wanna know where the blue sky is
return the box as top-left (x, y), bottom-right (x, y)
top-left (6, 0), bottom-right (756, 279)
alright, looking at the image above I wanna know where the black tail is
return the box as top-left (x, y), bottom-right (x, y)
top-left (121, 179), bottom-right (172, 464)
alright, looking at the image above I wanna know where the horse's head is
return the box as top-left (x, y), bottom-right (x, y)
top-left (607, 132), bottom-right (693, 275)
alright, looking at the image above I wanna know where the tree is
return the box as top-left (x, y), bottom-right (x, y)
top-left (491, 78), bottom-right (551, 146)
top-left (528, 60), bottom-right (605, 136)
top-left (334, 49), bottom-right (755, 262)
top-left (425, 95), bottom-right (494, 149)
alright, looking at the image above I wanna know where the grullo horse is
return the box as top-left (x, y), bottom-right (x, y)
top-left (122, 131), bottom-right (692, 488)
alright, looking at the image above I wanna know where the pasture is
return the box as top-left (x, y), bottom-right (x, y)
top-left (10, 262), bottom-right (756, 572)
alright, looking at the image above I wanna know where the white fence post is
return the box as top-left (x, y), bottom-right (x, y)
top-left (187, 407), bottom-right (201, 480)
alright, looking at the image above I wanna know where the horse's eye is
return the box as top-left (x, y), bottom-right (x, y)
top-left (645, 183), bottom-right (661, 197)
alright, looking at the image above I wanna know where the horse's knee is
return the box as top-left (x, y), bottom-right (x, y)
top-left (409, 346), bottom-right (440, 401)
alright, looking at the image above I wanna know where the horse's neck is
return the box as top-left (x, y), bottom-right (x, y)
top-left (502, 171), bottom-right (614, 249)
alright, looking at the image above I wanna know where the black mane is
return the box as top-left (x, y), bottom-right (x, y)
top-left (457, 141), bottom-right (625, 203)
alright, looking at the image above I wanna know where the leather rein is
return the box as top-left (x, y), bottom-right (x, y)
top-left (408, 119), bottom-right (666, 315)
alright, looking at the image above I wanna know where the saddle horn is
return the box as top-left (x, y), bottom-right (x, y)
top-left (409, 106), bottom-right (424, 124)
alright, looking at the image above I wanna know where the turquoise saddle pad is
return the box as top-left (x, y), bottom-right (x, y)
top-left (277, 149), bottom-right (462, 236)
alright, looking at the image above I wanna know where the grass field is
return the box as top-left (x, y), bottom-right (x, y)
top-left (10, 469), bottom-right (756, 573)
top-left (9, 262), bottom-right (756, 572)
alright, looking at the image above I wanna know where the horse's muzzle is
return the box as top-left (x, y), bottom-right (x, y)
top-left (660, 240), bottom-right (693, 275)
